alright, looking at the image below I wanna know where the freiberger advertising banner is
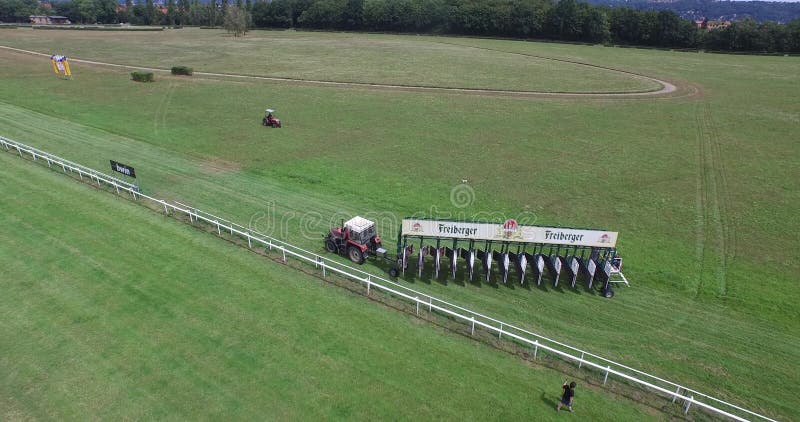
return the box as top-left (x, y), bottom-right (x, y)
top-left (401, 219), bottom-right (617, 248)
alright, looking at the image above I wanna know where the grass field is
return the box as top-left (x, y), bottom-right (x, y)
top-left (1, 28), bottom-right (799, 420)
top-left (0, 152), bottom-right (661, 420)
top-left (0, 28), bottom-right (661, 92)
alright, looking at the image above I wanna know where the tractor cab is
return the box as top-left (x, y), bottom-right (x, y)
top-left (324, 216), bottom-right (386, 264)
top-left (345, 216), bottom-right (377, 245)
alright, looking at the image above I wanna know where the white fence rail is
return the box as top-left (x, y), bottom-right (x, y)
top-left (0, 135), bottom-right (776, 422)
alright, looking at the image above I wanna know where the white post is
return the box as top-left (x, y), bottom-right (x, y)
top-left (470, 317), bottom-right (475, 336)
top-left (216, 221), bottom-right (221, 236)
top-left (533, 340), bottom-right (539, 359)
top-left (672, 387), bottom-right (681, 403)
top-left (32, 152), bottom-right (37, 161)
top-left (603, 366), bottom-right (610, 385)
top-left (247, 234), bottom-right (252, 248)
top-left (62, 163), bottom-right (66, 172)
top-left (78, 170), bottom-right (84, 180)
top-left (162, 201), bottom-right (169, 214)
top-left (114, 182), bottom-right (119, 194)
top-left (282, 247), bottom-right (286, 262)
top-left (47, 158), bottom-right (51, 167)
top-left (428, 297), bottom-right (432, 312)
top-left (96, 175), bottom-right (101, 187)
top-left (578, 351), bottom-right (585, 368)
top-left (17, 146), bottom-right (22, 157)
top-left (684, 396), bottom-right (693, 414)
top-left (499, 322), bottom-right (503, 339)
top-left (322, 262), bottom-right (326, 278)
top-left (416, 297), bottom-right (420, 315)
top-left (366, 277), bottom-right (371, 295)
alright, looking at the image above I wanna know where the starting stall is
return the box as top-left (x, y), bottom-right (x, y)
top-left (395, 218), bottom-right (626, 298)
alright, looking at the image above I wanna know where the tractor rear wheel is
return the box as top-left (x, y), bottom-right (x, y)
top-left (388, 267), bottom-right (399, 278)
top-left (325, 239), bottom-right (338, 254)
top-left (348, 246), bottom-right (365, 264)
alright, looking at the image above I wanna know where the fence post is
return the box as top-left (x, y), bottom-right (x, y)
top-left (578, 351), bottom-right (585, 368)
top-left (416, 297), bottom-right (420, 315)
top-left (96, 176), bottom-right (101, 187)
top-left (47, 158), bottom-right (51, 167)
top-left (17, 146), bottom-right (22, 157)
top-left (366, 276), bottom-right (371, 295)
top-left (32, 152), bottom-right (37, 161)
top-left (470, 317), bottom-right (475, 336)
top-left (533, 340), bottom-right (539, 359)
top-left (672, 387), bottom-right (681, 403)
top-left (322, 262), bottom-right (326, 278)
top-left (603, 366), bottom-right (610, 385)
top-left (247, 233), bottom-right (252, 248)
top-left (684, 396), bottom-right (693, 414)
top-left (162, 201), bottom-right (169, 215)
top-left (428, 297), bottom-right (432, 312)
top-left (282, 247), bottom-right (286, 262)
top-left (78, 170), bottom-right (84, 181)
top-left (216, 221), bottom-right (221, 236)
top-left (499, 322), bottom-right (503, 339)
top-left (114, 182), bottom-right (119, 194)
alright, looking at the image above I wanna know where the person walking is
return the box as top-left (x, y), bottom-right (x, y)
top-left (557, 381), bottom-right (576, 412)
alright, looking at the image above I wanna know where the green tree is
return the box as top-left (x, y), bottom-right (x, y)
top-left (224, 4), bottom-right (248, 36)
top-left (0, 0), bottom-right (39, 22)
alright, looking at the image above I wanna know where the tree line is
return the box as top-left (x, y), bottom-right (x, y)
top-left (3, 0), bottom-right (800, 53)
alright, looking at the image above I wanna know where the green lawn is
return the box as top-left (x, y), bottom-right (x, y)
top-left (0, 27), bottom-right (660, 92)
top-left (0, 29), bottom-right (798, 420)
top-left (0, 151), bottom-right (657, 420)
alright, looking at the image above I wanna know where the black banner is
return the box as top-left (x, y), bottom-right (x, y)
top-left (110, 160), bottom-right (136, 178)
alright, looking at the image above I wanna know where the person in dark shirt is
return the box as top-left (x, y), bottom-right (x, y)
top-left (557, 381), bottom-right (576, 412)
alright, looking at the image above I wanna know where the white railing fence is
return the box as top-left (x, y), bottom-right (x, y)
top-left (0, 135), bottom-right (777, 422)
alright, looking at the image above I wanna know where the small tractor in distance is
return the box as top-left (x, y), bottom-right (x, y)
top-left (262, 108), bottom-right (281, 128)
top-left (324, 216), bottom-right (387, 265)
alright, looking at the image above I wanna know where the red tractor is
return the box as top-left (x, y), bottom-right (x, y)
top-left (262, 108), bottom-right (282, 128)
top-left (324, 216), bottom-right (386, 264)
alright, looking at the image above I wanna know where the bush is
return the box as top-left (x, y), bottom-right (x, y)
top-left (171, 66), bottom-right (193, 76)
top-left (131, 71), bottom-right (155, 82)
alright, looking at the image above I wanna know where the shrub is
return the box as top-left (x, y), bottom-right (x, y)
top-left (131, 71), bottom-right (155, 82)
top-left (171, 66), bottom-right (193, 76)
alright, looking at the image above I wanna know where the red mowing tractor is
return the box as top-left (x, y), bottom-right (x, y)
top-left (324, 216), bottom-right (387, 264)
top-left (262, 108), bottom-right (282, 128)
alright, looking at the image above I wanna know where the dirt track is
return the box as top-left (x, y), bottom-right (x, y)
top-left (1, 44), bottom-right (680, 99)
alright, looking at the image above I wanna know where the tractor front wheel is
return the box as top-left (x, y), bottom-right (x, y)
top-left (325, 239), bottom-right (338, 254)
top-left (348, 246), bottom-right (365, 264)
